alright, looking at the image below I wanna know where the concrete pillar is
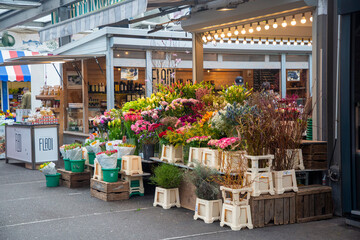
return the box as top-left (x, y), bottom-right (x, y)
top-left (106, 37), bottom-right (114, 110)
top-left (281, 54), bottom-right (286, 98)
top-left (146, 50), bottom-right (153, 97)
top-left (192, 33), bottom-right (203, 83)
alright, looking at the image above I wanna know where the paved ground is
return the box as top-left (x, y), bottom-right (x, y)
top-left (0, 160), bottom-right (360, 240)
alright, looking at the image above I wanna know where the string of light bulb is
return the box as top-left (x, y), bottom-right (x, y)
top-left (201, 11), bottom-right (313, 45)
top-left (203, 36), bottom-right (312, 46)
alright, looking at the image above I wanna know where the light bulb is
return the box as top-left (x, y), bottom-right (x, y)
top-left (282, 17), bottom-right (287, 27)
top-left (235, 39), bottom-right (239, 44)
top-left (214, 33), bottom-right (218, 39)
top-left (202, 35), bottom-right (206, 41)
top-left (310, 12), bottom-right (313, 22)
top-left (256, 22), bottom-right (261, 31)
top-left (273, 40), bottom-right (277, 45)
top-left (258, 38), bottom-right (262, 45)
top-left (249, 24), bottom-right (254, 33)
top-left (228, 39), bottom-right (232, 44)
top-left (227, 30), bottom-right (232, 37)
top-left (287, 39), bottom-right (291, 45)
top-left (291, 15), bottom-right (296, 26)
top-left (220, 39), bottom-right (224, 44)
top-left (241, 25), bottom-right (246, 34)
top-left (220, 30), bottom-right (225, 38)
top-left (243, 38), bottom-right (247, 44)
top-left (273, 19), bottom-right (278, 28)
top-left (301, 13), bottom-right (306, 24)
top-left (265, 21), bottom-right (270, 30)
top-left (212, 39), bottom-right (216, 45)
top-left (234, 28), bottom-right (239, 35)
top-left (308, 39), bottom-right (312, 46)
top-left (251, 38), bottom-right (254, 45)
top-left (265, 38), bottom-right (269, 45)
top-left (294, 39), bottom-right (298, 45)
top-left (301, 38), bottom-right (304, 45)
top-left (280, 41), bottom-right (284, 45)
top-left (204, 39), bottom-right (207, 43)
top-left (207, 35), bottom-right (212, 40)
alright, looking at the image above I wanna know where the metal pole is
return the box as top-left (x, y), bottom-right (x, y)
top-left (145, 50), bottom-right (153, 97)
top-left (106, 37), bottom-right (115, 110)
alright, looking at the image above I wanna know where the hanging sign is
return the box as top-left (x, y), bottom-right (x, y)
top-left (121, 68), bottom-right (138, 80)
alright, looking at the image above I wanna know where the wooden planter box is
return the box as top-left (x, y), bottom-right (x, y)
top-left (57, 169), bottom-right (90, 188)
top-left (272, 169), bottom-right (298, 194)
top-left (188, 147), bottom-right (207, 167)
top-left (250, 192), bottom-right (296, 228)
top-left (201, 149), bottom-right (221, 170)
top-left (194, 198), bottom-right (222, 224)
top-left (221, 151), bottom-right (245, 173)
top-left (161, 145), bottom-right (183, 163)
top-left (296, 185), bottom-right (333, 223)
top-left (153, 187), bottom-right (181, 209)
top-left (220, 203), bottom-right (253, 231)
top-left (121, 155), bottom-right (143, 176)
top-left (90, 178), bottom-right (129, 201)
top-left (300, 141), bottom-right (327, 169)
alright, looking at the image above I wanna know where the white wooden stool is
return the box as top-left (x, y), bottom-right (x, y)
top-left (161, 145), bottom-right (183, 163)
top-left (188, 147), bottom-right (207, 167)
top-left (201, 149), bottom-right (221, 170)
top-left (194, 198), bottom-right (222, 224)
top-left (121, 155), bottom-right (143, 176)
top-left (153, 187), bottom-right (181, 209)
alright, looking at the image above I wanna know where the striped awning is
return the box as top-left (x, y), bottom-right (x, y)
top-left (0, 50), bottom-right (39, 82)
top-left (39, 0), bottom-right (147, 42)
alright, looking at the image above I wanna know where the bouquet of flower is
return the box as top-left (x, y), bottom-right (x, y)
top-left (96, 150), bottom-right (118, 169)
top-left (123, 109), bottom-right (142, 139)
top-left (60, 145), bottom-right (68, 159)
top-left (221, 85), bottom-right (252, 104)
top-left (108, 118), bottom-right (125, 140)
top-left (131, 120), bottom-right (162, 144)
top-left (92, 113), bottom-right (113, 139)
top-left (5, 110), bottom-right (16, 119)
top-left (186, 136), bottom-right (211, 147)
top-left (114, 143), bottom-right (136, 159)
top-left (64, 143), bottom-right (82, 160)
top-left (207, 137), bottom-right (242, 151)
top-left (39, 162), bottom-right (57, 175)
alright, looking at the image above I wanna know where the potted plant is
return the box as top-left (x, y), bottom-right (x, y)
top-left (151, 164), bottom-right (183, 209)
top-left (187, 164), bottom-right (222, 224)
top-left (114, 143), bottom-right (136, 169)
top-left (96, 150), bottom-right (119, 182)
top-left (39, 162), bottom-right (61, 187)
top-left (158, 127), bottom-right (185, 164)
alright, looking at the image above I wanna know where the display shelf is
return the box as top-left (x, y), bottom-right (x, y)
top-left (35, 107), bottom-right (60, 113)
top-left (35, 95), bottom-right (60, 100)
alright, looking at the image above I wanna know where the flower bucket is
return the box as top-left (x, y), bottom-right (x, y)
top-left (143, 144), bottom-right (155, 160)
top-left (70, 159), bottom-right (85, 173)
top-left (117, 158), bottom-right (122, 169)
top-left (63, 158), bottom-right (71, 171)
top-left (88, 152), bottom-right (95, 165)
top-left (45, 173), bottom-right (61, 187)
top-left (102, 168), bottom-right (119, 182)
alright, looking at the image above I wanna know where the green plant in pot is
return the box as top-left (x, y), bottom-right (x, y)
top-left (187, 164), bottom-right (222, 224)
top-left (151, 164), bottom-right (183, 209)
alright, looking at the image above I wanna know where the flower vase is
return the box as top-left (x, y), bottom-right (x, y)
top-left (143, 144), bottom-right (155, 160)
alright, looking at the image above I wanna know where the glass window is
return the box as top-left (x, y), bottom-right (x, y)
top-left (223, 54), bottom-right (265, 62)
top-left (269, 55), bottom-right (281, 62)
top-left (286, 55), bottom-right (309, 62)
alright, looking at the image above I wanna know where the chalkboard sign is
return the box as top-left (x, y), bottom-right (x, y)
top-left (253, 69), bottom-right (280, 92)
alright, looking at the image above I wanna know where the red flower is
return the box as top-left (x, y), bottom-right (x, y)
top-left (149, 123), bottom-right (162, 132)
top-left (167, 127), bottom-right (174, 131)
top-left (159, 131), bottom-right (167, 138)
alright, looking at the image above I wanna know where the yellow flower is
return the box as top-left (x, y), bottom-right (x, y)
top-left (7, 110), bottom-right (10, 113)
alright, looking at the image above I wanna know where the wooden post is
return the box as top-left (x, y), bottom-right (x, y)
top-left (62, 63), bottom-right (68, 132)
top-left (82, 59), bottom-right (89, 134)
top-left (192, 33), bottom-right (203, 84)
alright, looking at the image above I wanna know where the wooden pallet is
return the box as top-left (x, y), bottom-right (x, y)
top-left (250, 192), bottom-right (296, 228)
top-left (57, 169), bottom-right (90, 188)
top-left (90, 178), bottom-right (129, 201)
top-left (301, 141), bottom-right (327, 170)
top-left (296, 185), bottom-right (333, 223)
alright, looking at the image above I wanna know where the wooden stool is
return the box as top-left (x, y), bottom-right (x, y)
top-left (121, 155), bottom-right (143, 176)
top-left (161, 145), bottom-right (183, 163)
top-left (201, 149), bottom-right (221, 170)
top-left (153, 187), bottom-right (181, 209)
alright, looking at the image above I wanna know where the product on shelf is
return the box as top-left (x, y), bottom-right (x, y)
top-left (27, 108), bottom-right (58, 125)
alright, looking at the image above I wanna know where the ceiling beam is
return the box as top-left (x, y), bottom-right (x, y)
top-left (0, 0), bottom-right (41, 9)
top-left (0, 0), bottom-right (82, 31)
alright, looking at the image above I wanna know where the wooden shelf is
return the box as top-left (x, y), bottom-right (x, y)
top-left (35, 95), bottom-right (60, 100)
top-left (35, 107), bottom-right (60, 113)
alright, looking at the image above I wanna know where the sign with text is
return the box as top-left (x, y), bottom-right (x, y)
top-left (152, 68), bottom-right (176, 90)
top-left (34, 127), bottom-right (58, 162)
top-left (6, 126), bottom-right (32, 162)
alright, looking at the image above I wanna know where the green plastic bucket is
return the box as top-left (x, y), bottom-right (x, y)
top-left (88, 152), bottom-right (95, 165)
top-left (102, 168), bottom-right (119, 183)
top-left (117, 158), bottom-right (122, 169)
top-left (45, 173), bottom-right (61, 187)
top-left (64, 158), bottom-right (71, 171)
top-left (70, 159), bottom-right (85, 173)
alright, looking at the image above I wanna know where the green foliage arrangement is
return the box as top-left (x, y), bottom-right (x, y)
top-left (221, 85), bottom-right (252, 104)
top-left (187, 164), bottom-right (220, 200)
top-left (150, 164), bottom-right (183, 189)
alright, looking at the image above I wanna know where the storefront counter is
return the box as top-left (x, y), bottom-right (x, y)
top-left (5, 123), bottom-right (59, 169)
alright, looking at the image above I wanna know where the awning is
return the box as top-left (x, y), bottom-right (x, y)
top-left (0, 50), bottom-right (39, 82)
top-left (39, 0), bottom-right (148, 42)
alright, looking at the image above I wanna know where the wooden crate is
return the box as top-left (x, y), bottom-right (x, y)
top-left (178, 179), bottom-right (197, 211)
top-left (25, 163), bottom-right (41, 170)
top-left (250, 192), bottom-right (296, 228)
top-left (57, 169), bottom-right (90, 188)
top-left (296, 185), bottom-right (333, 223)
top-left (90, 178), bottom-right (130, 202)
top-left (301, 141), bottom-right (327, 169)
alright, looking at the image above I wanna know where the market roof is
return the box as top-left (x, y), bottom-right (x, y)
top-left (0, 54), bottom-right (104, 67)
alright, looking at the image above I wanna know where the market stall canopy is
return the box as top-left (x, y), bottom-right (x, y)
top-left (0, 50), bottom-right (39, 82)
top-left (0, 54), bottom-right (105, 67)
top-left (39, 0), bottom-right (148, 42)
